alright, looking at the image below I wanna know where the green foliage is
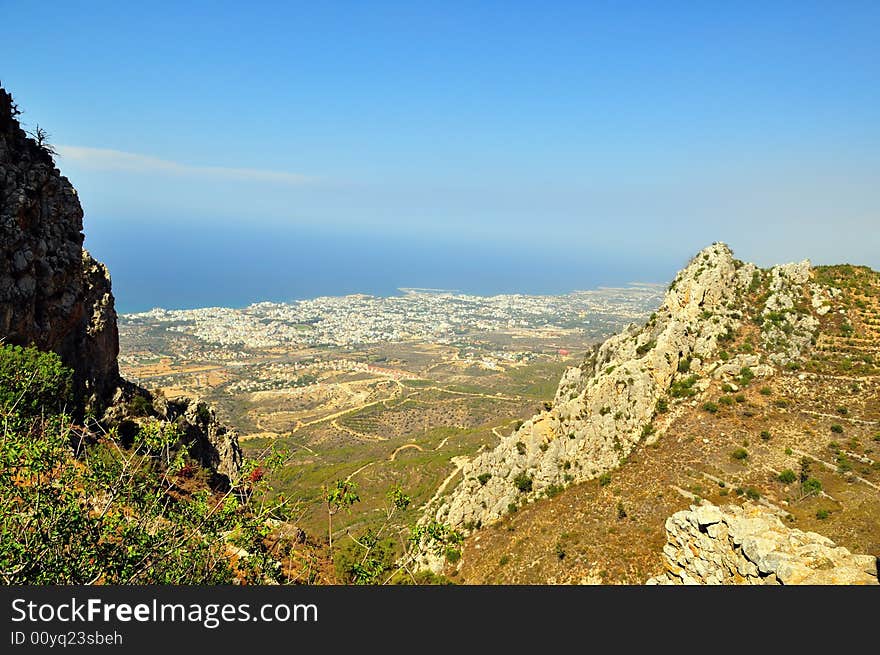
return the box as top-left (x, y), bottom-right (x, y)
top-left (677, 357), bottom-right (692, 374)
top-left (816, 509), bottom-right (830, 520)
top-left (636, 340), bottom-right (656, 357)
top-left (616, 501), bottom-right (627, 519)
top-left (477, 472), bottom-right (492, 486)
top-left (718, 396), bottom-right (734, 406)
top-left (0, 347), bottom-right (286, 583)
top-left (731, 448), bottom-right (749, 461)
top-left (745, 487), bottom-right (761, 500)
top-left (702, 401), bottom-right (719, 414)
top-left (598, 472), bottom-right (612, 486)
top-left (669, 375), bottom-right (699, 398)
top-left (778, 469), bottom-right (797, 484)
top-left (760, 430), bottom-right (772, 441)
top-left (0, 345), bottom-right (72, 416)
top-left (515, 441), bottom-right (527, 455)
top-left (655, 397), bottom-right (669, 414)
top-left (513, 472), bottom-right (533, 493)
top-left (830, 424), bottom-right (844, 434)
top-left (736, 367), bottom-right (755, 387)
top-left (759, 386), bottom-right (772, 396)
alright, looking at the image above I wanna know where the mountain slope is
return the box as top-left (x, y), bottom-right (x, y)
top-left (420, 247), bottom-right (880, 583)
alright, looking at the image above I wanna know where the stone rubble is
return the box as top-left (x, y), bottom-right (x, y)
top-left (647, 502), bottom-right (878, 585)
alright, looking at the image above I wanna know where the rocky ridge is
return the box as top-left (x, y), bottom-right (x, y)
top-left (420, 243), bottom-right (830, 572)
top-left (647, 502), bottom-right (878, 585)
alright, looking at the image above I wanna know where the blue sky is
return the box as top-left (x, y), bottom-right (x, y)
top-left (2, 1), bottom-right (879, 307)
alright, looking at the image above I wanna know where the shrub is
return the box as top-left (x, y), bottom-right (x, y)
top-left (598, 472), bottom-right (612, 486)
top-left (445, 548), bottom-right (461, 564)
top-left (737, 367), bottom-right (755, 387)
top-left (655, 397), bottom-right (669, 413)
top-left (759, 387), bottom-right (772, 396)
top-left (778, 469), bottom-right (797, 484)
top-left (507, 503), bottom-right (518, 514)
top-left (702, 402), bottom-right (719, 414)
top-left (669, 375), bottom-right (699, 398)
top-left (617, 502), bottom-right (627, 519)
top-left (760, 430), bottom-right (772, 441)
top-left (0, 345), bottom-right (72, 416)
top-left (719, 396), bottom-right (734, 406)
top-left (731, 448), bottom-right (749, 461)
top-left (745, 487), bottom-right (761, 500)
top-left (836, 406), bottom-right (848, 416)
top-left (677, 357), bottom-right (692, 373)
top-left (0, 346), bottom-right (286, 584)
top-left (816, 509), bottom-right (830, 520)
top-left (477, 472), bottom-right (492, 486)
top-left (516, 441), bottom-right (527, 455)
top-left (802, 477), bottom-right (822, 495)
top-left (734, 394), bottom-right (746, 403)
top-left (513, 472), bottom-right (533, 493)
top-left (636, 340), bottom-right (656, 356)
top-left (830, 424), bottom-right (844, 434)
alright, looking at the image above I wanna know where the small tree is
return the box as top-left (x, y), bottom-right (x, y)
top-left (27, 124), bottom-right (58, 158)
top-left (324, 479), bottom-right (359, 554)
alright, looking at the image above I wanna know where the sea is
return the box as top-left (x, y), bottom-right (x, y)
top-left (84, 223), bottom-right (679, 314)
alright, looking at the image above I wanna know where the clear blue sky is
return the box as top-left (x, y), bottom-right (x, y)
top-left (2, 1), bottom-right (879, 307)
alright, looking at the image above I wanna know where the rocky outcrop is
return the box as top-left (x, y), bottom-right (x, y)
top-left (420, 244), bottom-right (756, 564)
top-left (757, 260), bottom-right (820, 366)
top-left (0, 85), bottom-right (119, 412)
top-left (647, 503), bottom-right (878, 585)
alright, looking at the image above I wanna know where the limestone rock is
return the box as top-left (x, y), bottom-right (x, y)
top-left (419, 243), bottom-right (756, 571)
top-left (647, 503), bottom-right (878, 585)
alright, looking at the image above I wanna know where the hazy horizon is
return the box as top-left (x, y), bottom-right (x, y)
top-left (3, 1), bottom-right (878, 310)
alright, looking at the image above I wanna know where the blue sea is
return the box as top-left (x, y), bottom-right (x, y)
top-left (84, 222), bottom-right (679, 314)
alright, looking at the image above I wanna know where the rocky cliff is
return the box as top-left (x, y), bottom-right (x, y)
top-left (420, 243), bottom-right (831, 571)
top-left (647, 502), bottom-right (877, 585)
top-left (0, 84), bottom-right (241, 485)
top-left (0, 86), bottom-right (119, 412)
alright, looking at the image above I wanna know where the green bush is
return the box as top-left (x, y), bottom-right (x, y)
top-left (513, 472), bottom-right (533, 493)
top-left (816, 509), bottom-right (830, 520)
top-left (760, 430), bottom-right (772, 441)
top-left (0, 344), bottom-right (72, 416)
top-left (598, 472), bottom-right (612, 486)
top-left (677, 357), bottom-right (692, 373)
top-left (777, 469), bottom-right (797, 484)
top-left (0, 345), bottom-right (285, 584)
top-left (745, 487), bottom-right (761, 500)
top-left (702, 402), bottom-right (719, 414)
top-left (830, 424), bottom-right (844, 434)
top-left (669, 375), bottom-right (699, 398)
top-left (719, 396), bottom-right (734, 406)
top-left (731, 448), bottom-right (749, 461)
top-left (477, 472), bottom-right (492, 486)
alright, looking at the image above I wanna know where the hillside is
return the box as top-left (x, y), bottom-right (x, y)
top-left (419, 247), bottom-right (880, 583)
top-left (0, 83), bottom-right (333, 584)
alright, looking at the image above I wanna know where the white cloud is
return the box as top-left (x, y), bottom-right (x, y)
top-left (56, 145), bottom-right (314, 185)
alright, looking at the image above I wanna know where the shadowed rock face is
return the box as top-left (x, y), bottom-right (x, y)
top-left (0, 85), bottom-right (119, 412)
